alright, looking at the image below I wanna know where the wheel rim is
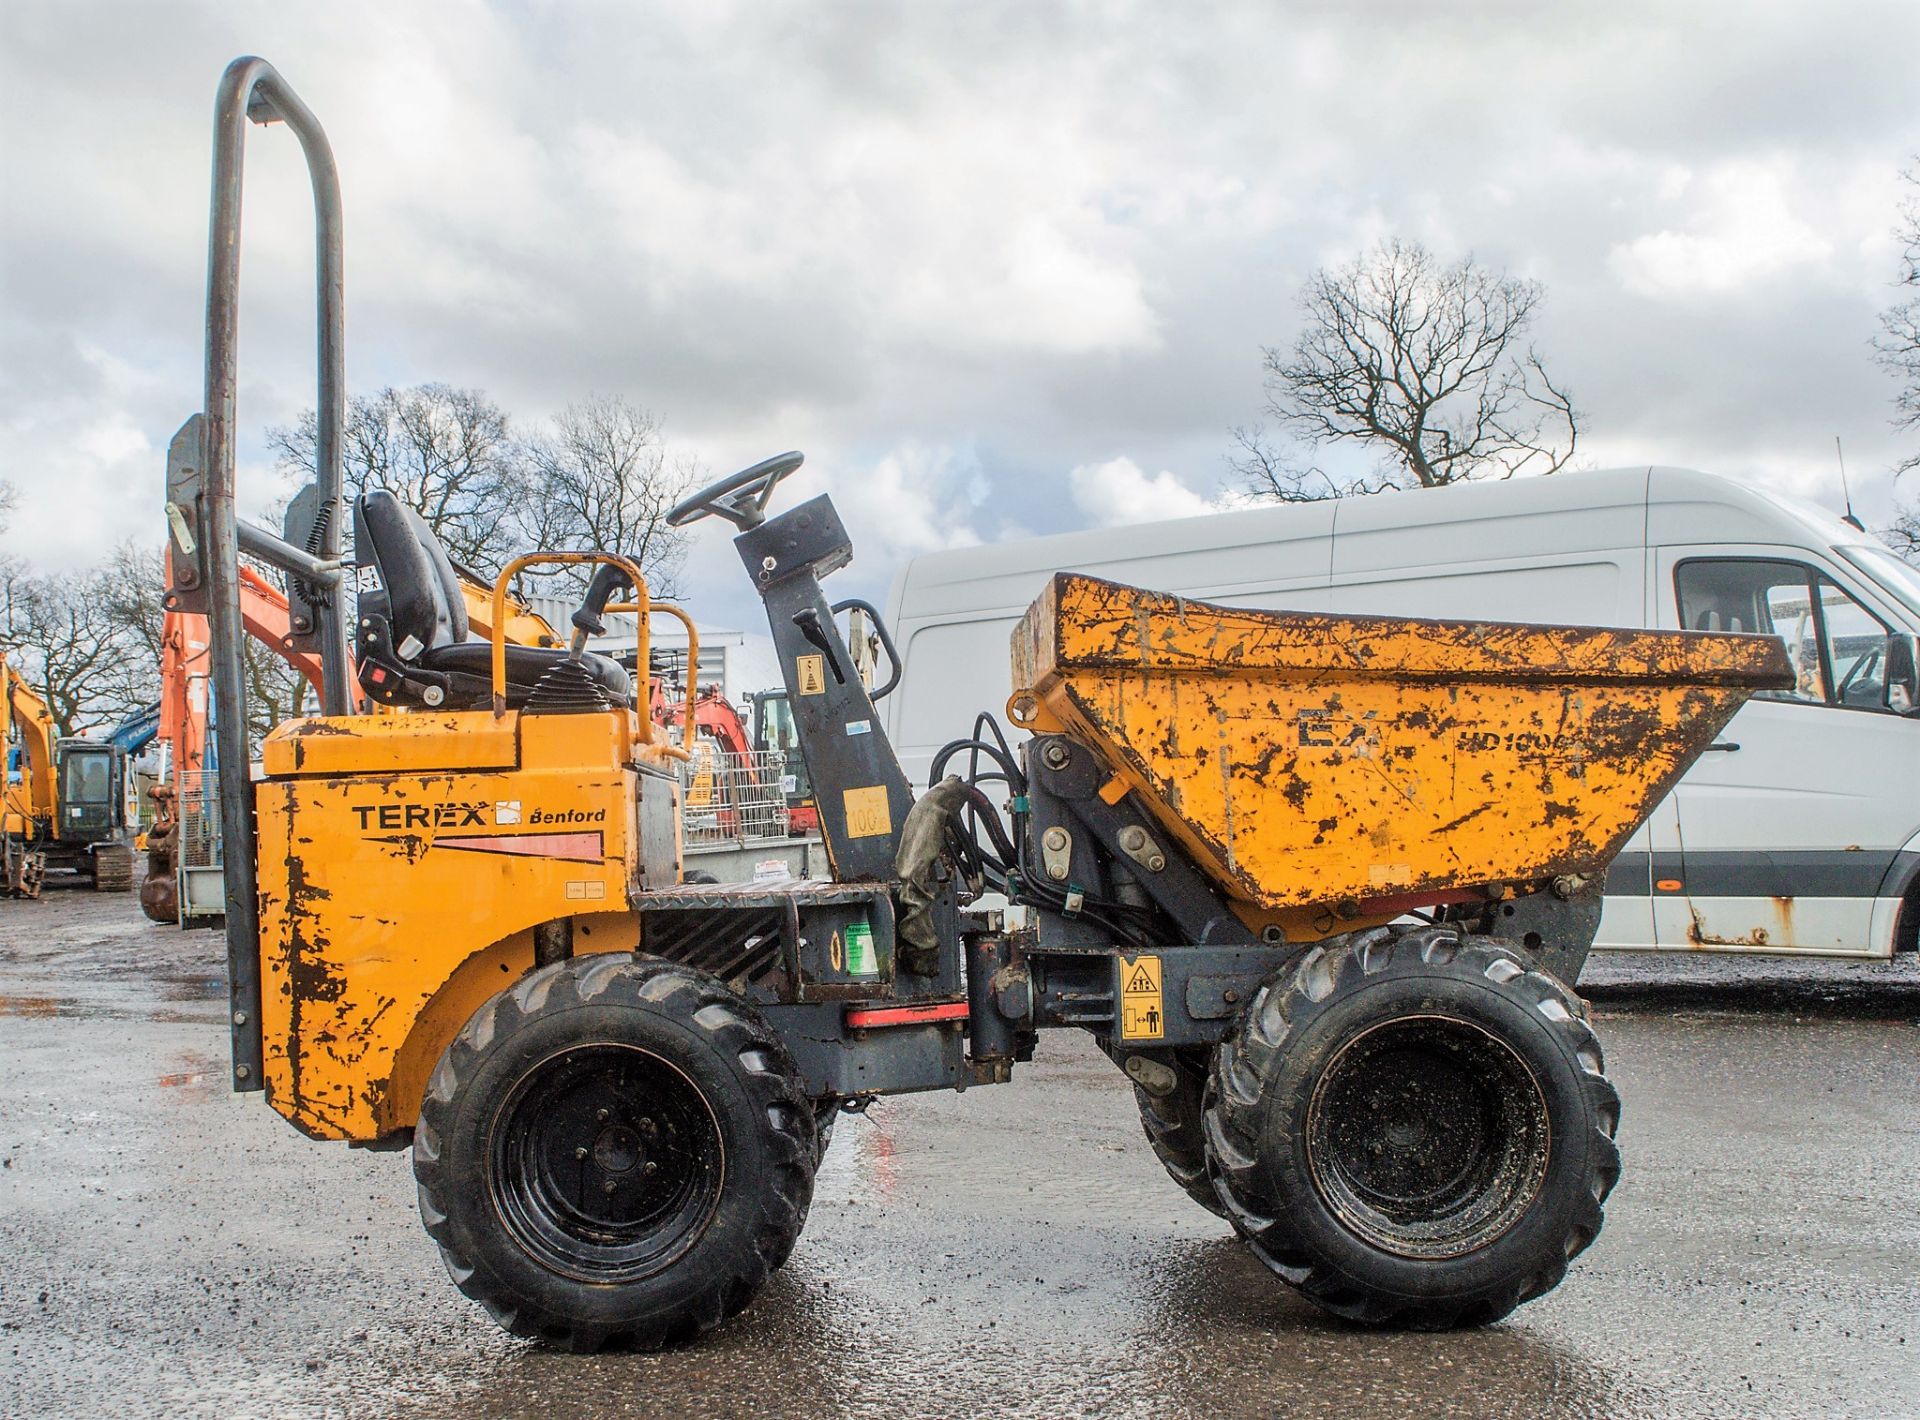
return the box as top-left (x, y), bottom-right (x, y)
top-left (488, 1043), bottom-right (724, 1283)
top-left (1305, 1013), bottom-right (1549, 1260)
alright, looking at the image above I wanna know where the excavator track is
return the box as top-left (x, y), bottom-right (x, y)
top-left (91, 844), bottom-right (135, 893)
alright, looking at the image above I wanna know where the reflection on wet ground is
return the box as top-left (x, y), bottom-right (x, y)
top-left (1, 891), bottom-right (1915, 1419)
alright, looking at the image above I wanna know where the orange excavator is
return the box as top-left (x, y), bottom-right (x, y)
top-left (140, 560), bottom-right (326, 922)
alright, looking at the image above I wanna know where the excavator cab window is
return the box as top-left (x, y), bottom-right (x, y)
top-left (62, 747), bottom-right (113, 806)
top-left (752, 691), bottom-right (810, 801)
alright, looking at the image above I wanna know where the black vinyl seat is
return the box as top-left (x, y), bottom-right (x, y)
top-left (352, 490), bottom-right (633, 711)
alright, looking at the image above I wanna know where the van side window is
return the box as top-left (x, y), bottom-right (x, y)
top-left (1675, 559), bottom-right (1892, 709)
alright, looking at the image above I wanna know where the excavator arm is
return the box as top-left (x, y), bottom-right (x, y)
top-left (159, 560), bottom-right (327, 782)
top-left (1, 652), bottom-right (58, 830)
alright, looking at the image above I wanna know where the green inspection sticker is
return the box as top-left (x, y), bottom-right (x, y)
top-left (844, 921), bottom-right (878, 976)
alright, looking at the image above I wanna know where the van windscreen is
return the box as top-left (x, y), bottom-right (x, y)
top-left (1838, 544), bottom-right (1920, 621)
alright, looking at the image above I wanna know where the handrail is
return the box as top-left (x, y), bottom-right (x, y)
top-left (199, 56), bottom-right (349, 1093)
top-left (489, 553), bottom-right (651, 722)
top-left (612, 601), bottom-right (701, 751)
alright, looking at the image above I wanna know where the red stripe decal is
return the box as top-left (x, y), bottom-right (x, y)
top-left (434, 831), bottom-right (605, 862)
top-left (845, 1001), bottom-right (970, 1029)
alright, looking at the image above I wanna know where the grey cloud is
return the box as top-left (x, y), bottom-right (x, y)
top-left (3, 0), bottom-right (1917, 612)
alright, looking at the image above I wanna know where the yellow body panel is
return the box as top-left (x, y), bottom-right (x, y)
top-left (1012, 574), bottom-right (1792, 931)
top-left (263, 712), bottom-right (522, 777)
top-left (254, 708), bottom-right (678, 1141)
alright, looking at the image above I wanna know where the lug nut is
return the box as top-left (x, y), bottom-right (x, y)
top-left (643, 1161), bottom-right (658, 1177)
top-left (596, 1108), bottom-right (610, 1122)
top-left (603, 1180), bottom-right (617, 1195)
top-left (575, 1146), bottom-right (589, 1161)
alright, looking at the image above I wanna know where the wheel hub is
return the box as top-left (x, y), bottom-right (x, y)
top-left (592, 1124), bottom-right (643, 1174)
top-left (1306, 1013), bottom-right (1549, 1260)
top-left (488, 1044), bottom-right (724, 1284)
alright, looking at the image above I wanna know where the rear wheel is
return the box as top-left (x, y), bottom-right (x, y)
top-left (1204, 928), bottom-right (1619, 1329)
top-left (414, 954), bottom-right (815, 1351)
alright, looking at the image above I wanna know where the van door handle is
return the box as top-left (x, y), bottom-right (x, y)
top-left (1704, 741), bottom-right (1740, 753)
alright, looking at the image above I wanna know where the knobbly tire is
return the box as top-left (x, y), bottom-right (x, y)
top-left (1203, 927), bottom-right (1620, 1329)
top-left (1134, 1050), bottom-right (1225, 1218)
top-left (413, 954), bottom-right (816, 1352)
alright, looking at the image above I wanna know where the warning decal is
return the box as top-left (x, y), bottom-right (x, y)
top-left (1119, 954), bottom-right (1164, 1041)
top-left (796, 654), bottom-right (826, 695)
top-left (843, 785), bottom-right (892, 838)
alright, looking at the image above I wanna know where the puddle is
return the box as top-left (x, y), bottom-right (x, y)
top-left (161, 975), bottom-right (227, 1002)
top-left (157, 1051), bottom-right (221, 1099)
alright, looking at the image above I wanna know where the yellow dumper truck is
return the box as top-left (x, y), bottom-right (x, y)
top-left (175, 57), bottom-right (1791, 1350)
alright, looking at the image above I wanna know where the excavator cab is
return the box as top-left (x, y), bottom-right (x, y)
top-left (54, 741), bottom-right (119, 844)
top-left (749, 688), bottom-right (817, 834)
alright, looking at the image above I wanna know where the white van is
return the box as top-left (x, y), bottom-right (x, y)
top-left (883, 466), bottom-right (1920, 960)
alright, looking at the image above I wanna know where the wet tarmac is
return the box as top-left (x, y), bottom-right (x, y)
top-left (1, 890), bottom-right (1916, 1420)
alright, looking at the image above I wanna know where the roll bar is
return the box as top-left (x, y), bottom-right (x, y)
top-left (197, 56), bottom-right (352, 1091)
top-left (612, 600), bottom-right (701, 753)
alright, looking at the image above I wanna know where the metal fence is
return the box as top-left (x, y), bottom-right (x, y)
top-left (175, 769), bottom-right (222, 870)
top-left (678, 747), bottom-right (790, 847)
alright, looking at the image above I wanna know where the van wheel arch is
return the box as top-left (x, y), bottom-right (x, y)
top-left (1897, 883), bottom-right (1920, 954)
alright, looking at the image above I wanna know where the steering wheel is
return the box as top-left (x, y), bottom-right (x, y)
top-left (666, 451), bottom-right (805, 531)
top-left (1835, 643), bottom-right (1884, 706)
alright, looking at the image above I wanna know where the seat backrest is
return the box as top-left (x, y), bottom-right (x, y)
top-left (352, 491), bottom-right (469, 658)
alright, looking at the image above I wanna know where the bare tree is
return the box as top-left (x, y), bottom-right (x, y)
top-left (1, 565), bottom-right (157, 737)
top-left (102, 542), bottom-right (168, 671)
top-left (519, 396), bottom-right (698, 596)
top-left (270, 384), bottom-right (528, 574)
top-left (1228, 426), bottom-right (1395, 503)
top-left (1886, 506), bottom-right (1920, 560)
top-left (1238, 238), bottom-right (1578, 500)
top-left (1877, 164), bottom-right (1920, 491)
top-left (240, 634), bottom-right (313, 752)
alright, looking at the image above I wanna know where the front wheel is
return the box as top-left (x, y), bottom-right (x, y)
top-left (1204, 928), bottom-right (1620, 1329)
top-left (413, 954), bottom-right (816, 1351)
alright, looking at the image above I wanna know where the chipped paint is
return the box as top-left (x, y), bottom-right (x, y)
top-left (256, 708), bottom-right (673, 1141)
top-left (1012, 574), bottom-right (1793, 931)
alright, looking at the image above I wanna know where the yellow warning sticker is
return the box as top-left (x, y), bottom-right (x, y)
top-left (796, 654), bottom-right (826, 695)
top-left (843, 785), bottom-right (892, 838)
top-left (1119, 954), bottom-right (1164, 1040)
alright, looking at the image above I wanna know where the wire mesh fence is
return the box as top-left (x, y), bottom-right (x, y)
top-left (678, 747), bottom-right (791, 846)
top-left (175, 769), bottom-right (221, 869)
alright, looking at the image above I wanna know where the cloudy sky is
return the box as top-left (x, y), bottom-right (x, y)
top-left (3, 1), bottom-right (1917, 629)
